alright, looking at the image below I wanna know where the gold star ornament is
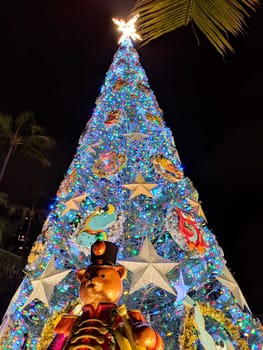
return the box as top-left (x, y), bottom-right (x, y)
top-left (112, 15), bottom-right (142, 44)
top-left (62, 192), bottom-right (88, 215)
top-left (122, 173), bottom-right (157, 199)
top-left (187, 197), bottom-right (207, 222)
top-left (123, 132), bottom-right (148, 143)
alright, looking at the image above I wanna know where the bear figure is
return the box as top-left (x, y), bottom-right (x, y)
top-left (47, 240), bottom-right (164, 350)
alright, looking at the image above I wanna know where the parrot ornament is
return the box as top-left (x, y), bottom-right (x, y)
top-left (176, 207), bottom-right (207, 254)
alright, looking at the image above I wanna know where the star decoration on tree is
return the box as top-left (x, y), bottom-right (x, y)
top-left (217, 266), bottom-right (251, 311)
top-left (187, 197), bottom-right (207, 222)
top-left (23, 256), bottom-right (71, 308)
top-left (62, 192), bottom-right (88, 215)
top-left (120, 238), bottom-right (178, 295)
top-left (86, 140), bottom-right (103, 154)
top-left (122, 173), bottom-right (157, 199)
top-left (123, 131), bottom-right (148, 143)
top-left (168, 145), bottom-right (182, 164)
top-left (112, 14), bottom-right (142, 44)
top-left (171, 269), bottom-right (191, 302)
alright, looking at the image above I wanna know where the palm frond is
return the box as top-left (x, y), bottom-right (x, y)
top-left (131, 0), bottom-right (259, 55)
top-left (19, 143), bottom-right (52, 167)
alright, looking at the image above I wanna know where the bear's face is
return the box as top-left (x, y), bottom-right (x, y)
top-left (77, 265), bottom-right (126, 309)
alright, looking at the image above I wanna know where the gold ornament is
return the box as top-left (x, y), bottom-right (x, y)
top-left (123, 131), bottom-right (148, 143)
top-left (56, 168), bottom-right (78, 198)
top-left (138, 81), bottom-right (150, 94)
top-left (92, 151), bottom-right (127, 178)
top-left (180, 302), bottom-right (249, 350)
top-left (146, 112), bottom-right (163, 127)
top-left (104, 110), bottom-right (121, 126)
top-left (27, 241), bottom-right (45, 264)
top-left (113, 78), bottom-right (128, 91)
top-left (152, 155), bottom-right (184, 183)
top-left (122, 173), bottom-right (157, 199)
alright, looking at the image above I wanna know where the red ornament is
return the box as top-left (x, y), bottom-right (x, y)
top-left (104, 110), bottom-right (121, 126)
top-left (92, 241), bottom-right (106, 256)
top-left (176, 207), bottom-right (208, 253)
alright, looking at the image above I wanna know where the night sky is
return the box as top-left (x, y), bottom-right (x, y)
top-left (0, 1), bottom-right (263, 318)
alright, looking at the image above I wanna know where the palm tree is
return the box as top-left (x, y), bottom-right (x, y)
top-left (0, 111), bottom-right (55, 183)
top-left (0, 191), bottom-right (28, 249)
top-left (131, 0), bottom-right (259, 56)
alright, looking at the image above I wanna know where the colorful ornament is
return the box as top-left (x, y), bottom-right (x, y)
top-left (180, 297), bottom-right (249, 350)
top-left (113, 78), bottom-right (128, 91)
top-left (152, 155), bottom-right (184, 182)
top-left (137, 81), bottom-right (150, 94)
top-left (122, 173), bottom-right (157, 199)
top-left (184, 296), bottom-right (218, 349)
top-left (146, 112), bottom-right (163, 127)
top-left (78, 204), bottom-right (117, 235)
top-left (56, 168), bottom-right (78, 198)
top-left (104, 110), bottom-right (121, 126)
top-left (92, 151), bottom-right (127, 178)
top-left (176, 207), bottom-right (208, 253)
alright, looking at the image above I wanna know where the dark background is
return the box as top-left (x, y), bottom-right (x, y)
top-left (0, 1), bottom-right (262, 319)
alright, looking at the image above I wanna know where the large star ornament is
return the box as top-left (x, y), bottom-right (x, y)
top-left (120, 238), bottom-right (178, 295)
top-left (62, 192), bottom-right (88, 215)
top-left (187, 197), bottom-right (207, 222)
top-left (86, 140), bottom-right (103, 154)
top-left (122, 173), bottom-right (157, 199)
top-left (23, 256), bottom-right (71, 308)
top-left (217, 266), bottom-right (251, 311)
top-left (123, 132), bottom-right (148, 143)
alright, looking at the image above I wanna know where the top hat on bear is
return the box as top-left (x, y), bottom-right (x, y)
top-left (90, 240), bottom-right (119, 266)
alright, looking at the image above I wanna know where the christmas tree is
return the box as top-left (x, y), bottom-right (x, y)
top-left (1, 16), bottom-right (263, 350)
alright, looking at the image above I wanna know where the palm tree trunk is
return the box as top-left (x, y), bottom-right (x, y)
top-left (0, 145), bottom-right (14, 184)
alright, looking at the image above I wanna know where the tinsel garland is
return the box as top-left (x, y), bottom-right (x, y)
top-left (179, 307), bottom-right (197, 350)
top-left (179, 303), bottom-right (249, 350)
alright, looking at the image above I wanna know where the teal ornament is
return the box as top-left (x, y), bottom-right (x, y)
top-left (76, 232), bottom-right (97, 248)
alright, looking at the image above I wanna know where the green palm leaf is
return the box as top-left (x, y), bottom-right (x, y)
top-left (0, 112), bottom-right (55, 182)
top-left (131, 0), bottom-right (259, 55)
